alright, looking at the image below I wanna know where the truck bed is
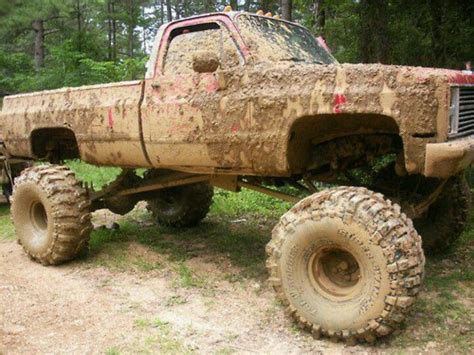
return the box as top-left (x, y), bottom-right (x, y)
top-left (0, 80), bottom-right (150, 167)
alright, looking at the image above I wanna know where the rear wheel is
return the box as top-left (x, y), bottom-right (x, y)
top-left (369, 165), bottom-right (471, 254)
top-left (11, 165), bottom-right (92, 265)
top-left (145, 170), bottom-right (213, 227)
top-left (414, 175), bottom-right (471, 254)
top-left (266, 187), bottom-right (424, 342)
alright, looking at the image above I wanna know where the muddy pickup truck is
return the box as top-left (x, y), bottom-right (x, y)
top-left (1, 10), bottom-right (473, 343)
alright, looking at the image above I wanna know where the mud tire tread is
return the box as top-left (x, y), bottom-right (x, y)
top-left (266, 186), bottom-right (425, 343)
top-left (11, 164), bottom-right (92, 265)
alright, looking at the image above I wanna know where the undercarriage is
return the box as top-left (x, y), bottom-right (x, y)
top-left (1, 133), bottom-right (470, 343)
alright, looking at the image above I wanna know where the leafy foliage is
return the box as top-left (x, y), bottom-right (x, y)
top-left (0, 0), bottom-right (472, 100)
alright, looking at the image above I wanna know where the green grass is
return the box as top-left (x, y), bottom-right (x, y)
top-left (131, 317), bottom-right (191, 354)
top-left (85, 213), bottom-right (272, 281)
top-left (165, 295), bottom-right (187, 306)
top-left (211, 188), bottom-right (291, 218)
top-left (174, 262), bottom-right (207, 288)
top-left (67, 160), bottom-right (121, 189)
top-left (104, 347), bottom-right (121, 355)
top-left (0, 205), bottom-right (14, 240)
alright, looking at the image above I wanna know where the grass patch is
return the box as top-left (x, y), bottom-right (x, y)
top-left (66, 160), bottom-right (121, 189)
top-left (211, 188), bottom-right (291, 218)
top-left (131, 317), bottom-right (191, 354)
top-left (87, 212), bottom-right (271, 280)
top-left (104, 347), bottom-right (121, 355)
top-left (174, 262), bottom-right (207, 288)
top-left (0, 205), bottom-right (14, 240)
top-left (165, 295), bottom-right (187, 306)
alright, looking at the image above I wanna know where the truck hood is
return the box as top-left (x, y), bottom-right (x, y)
top-left (243, 62), bottom-right (472, 137)
top-left (401, 66), bottom-right (474, 85)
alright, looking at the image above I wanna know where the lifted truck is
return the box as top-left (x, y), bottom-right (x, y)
top-left (1, 10), bottom-right (473, 343)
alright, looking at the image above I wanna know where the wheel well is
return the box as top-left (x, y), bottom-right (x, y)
top-left (31, 128), bottom-right (80, 161)
top-left (287, 113), bottom-right (401, 173)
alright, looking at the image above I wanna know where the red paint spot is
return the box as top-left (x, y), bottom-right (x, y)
top-left (448, 72), bottom-right (474, 84)
top-left (206, 80), bottom-right (219, 93)
top-left (108, 107), bottom-right (114, 128)
top-left (333, 94), bottom-right (346, 113)
top-left (231, 122), bottom-right (240, 133)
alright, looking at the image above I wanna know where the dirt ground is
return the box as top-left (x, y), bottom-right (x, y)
top-left (1, 205), bottom-right (472, 354)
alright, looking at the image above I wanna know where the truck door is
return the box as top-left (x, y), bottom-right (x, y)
top-left (141, 17), bottom-right (251, 172)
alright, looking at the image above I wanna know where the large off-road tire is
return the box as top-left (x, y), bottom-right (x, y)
top-left (266, 187), bottom-right (424, 343)
top-left (11, 164), bottom-right (93, 265)
top-left (414, 175), bottom-right (471, 254)
top-left (146, 181), bottom-right (214, 227)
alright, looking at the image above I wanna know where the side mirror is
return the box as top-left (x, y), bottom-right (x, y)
top-left (192, 51), bottom-right (220, 73)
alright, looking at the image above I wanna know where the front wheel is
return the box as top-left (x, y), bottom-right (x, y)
top-left (266, 187), bottom-right (425, 343)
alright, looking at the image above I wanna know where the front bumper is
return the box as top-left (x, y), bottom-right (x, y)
top-left (424, 137), bottom-right (474, 178)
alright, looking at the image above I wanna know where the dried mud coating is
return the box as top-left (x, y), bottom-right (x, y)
top-left (192, 50), bottom-right (220, 73)
top-left (11, 165), bottom-right (92, 265)
top-left (414, 175), bottom-right (471, 254)
top-left (164, 28), bottom-right (240, 75)
top-left (266, 187), bottom-right (425, 342)
top-left (237, 14), bottom-right (334, 64)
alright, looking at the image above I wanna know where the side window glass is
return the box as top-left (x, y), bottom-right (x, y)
top-left (164, 25), bottom-right (240, 75)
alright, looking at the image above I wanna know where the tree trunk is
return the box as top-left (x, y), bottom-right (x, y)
top-left (160, 0), bottom-right (164, 24)
top-left (127, 0), bottom-right (134, 57)
top-left (76, 0), bottom-right (82, 32)
top-left (32, 19), bottom-right (45, 71)
top-left (107, 0), bottom-right (113, 60)
top-left (429, 0), bottom-right (445, 67)
top-left (244, 0), bottom-right (251, 11)
top-left (281, 0), bottom-right (292, 21)
top-left (313, 0), bottom-right (325, 33)
top-left (230, 0), bottom-right (238, 11)
top-left (76, 0), bottom-right (83, 52)
top-left (359, 0), bottom-right (390, 63)
top-left (112, 1), bottom-right (117, 61)
top-left (204, 0), bottom-right (214, 13)
top-left (175, 1), bottom-right (181, 19)
top-left (142, 6), bottom-right (147, 53)
top-left (166, 0), bottom-right (172, 22)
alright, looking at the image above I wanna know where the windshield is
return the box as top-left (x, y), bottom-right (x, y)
top-left (236, 14), bottom-right (336, 65)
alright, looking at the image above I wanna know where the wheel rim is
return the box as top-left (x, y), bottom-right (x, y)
top-left (308, 246), bottom-right (362, 300)
top-left (30, 200), bottom-right (49, 235)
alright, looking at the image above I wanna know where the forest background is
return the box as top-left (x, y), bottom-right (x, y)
top-left (0, 0), bottom-right (472, 98)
